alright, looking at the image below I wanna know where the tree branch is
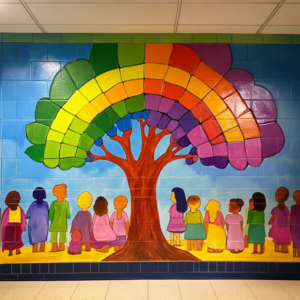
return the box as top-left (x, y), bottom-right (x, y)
top-left (110, 129), bottom-right (135, 164)
top-left (88, 143), bottom-right (129, 171)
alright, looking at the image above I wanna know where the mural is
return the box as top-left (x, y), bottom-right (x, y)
top-left (0, 42), bottom-right (299, 263)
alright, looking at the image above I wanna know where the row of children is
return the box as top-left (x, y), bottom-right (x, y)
top-left (1, 184), bottom-right (130, 256)
top-left (167, 187), bottom-right (300, 256)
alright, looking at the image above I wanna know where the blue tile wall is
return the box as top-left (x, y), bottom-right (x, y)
top-left (1, 42), bottom-right (300, 280)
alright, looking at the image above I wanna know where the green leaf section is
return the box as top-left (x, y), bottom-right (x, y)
top-left (25, 145), bottom-right (45, 162)
top-left (90, 44), bottom-right (119, 76)
top-left (35, 98), bottom-right (60, 126)
top-left (65, 59), bottom-right (95, 89)
top-left (26, 123), bottom-right (50, 145)
top-left (118, 44), bottom-right (145, 67)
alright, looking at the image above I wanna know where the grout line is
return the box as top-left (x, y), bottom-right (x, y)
top-left (104, 280), bottom-right (111, 300)
top-left (276, 280), bottom-right (295, 300)
top-left (177, 279), bottom-right (183, 300)
top-left (243, 280), bottom-right (258, 300)
top-left (256, 0), bottom-right (286, 34)
top-left (69, 280), bottom-right (80, 300)
top-left (173, 0), bottom-right (182, 34)
top-left (147, 279), bottom-right (149, 300)
top-left (20, 0), bottom-right (47, 34)
top-left (208, 280), bottom-right (219, 300)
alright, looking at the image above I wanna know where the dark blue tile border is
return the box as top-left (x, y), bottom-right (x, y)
top-left (0, 262), bottom-right (300, 280)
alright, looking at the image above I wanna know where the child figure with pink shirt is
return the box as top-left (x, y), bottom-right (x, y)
top-left (110, 196), bottom-right (130, 251)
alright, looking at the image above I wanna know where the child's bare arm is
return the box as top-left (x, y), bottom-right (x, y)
top-left (268, 215), bottom-right (275, 225)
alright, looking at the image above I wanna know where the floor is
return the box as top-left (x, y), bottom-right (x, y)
top-left (0, 280), bottom-right (299, 300)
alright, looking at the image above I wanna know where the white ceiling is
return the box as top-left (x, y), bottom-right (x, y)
top-left (0, 0), bottom-right (299, 34)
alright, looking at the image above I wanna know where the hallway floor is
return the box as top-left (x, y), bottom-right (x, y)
top-left (0, 279), bottom-right (299, 300)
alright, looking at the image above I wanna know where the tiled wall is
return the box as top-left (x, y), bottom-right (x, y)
top-left (1, 33), bottom-right (300, 279)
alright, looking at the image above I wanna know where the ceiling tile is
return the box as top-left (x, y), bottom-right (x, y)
top-left (262, 25), bottom-right (300, 34)
top-left (179, 3), bottom-right (277, 25)
top-left (43, 24), bottom-right (173, 33)
top-left (27, 3), bottom-right (177, 25)
top-left (0, 0), bottom-right (20, 2)
top-left (177, 25), bottom-right (260, 33)
top-left (0, 24), bottom-right (41, 32)
top-left (182, 0), bottom-right (280, 2)
top-left (0, 4), bottom-right (36, 24)
top-left (268, 4), bottom-right (300, 25)
top-left (285, 0), bottom-right (300, 2)
top-left (25, 0), bottom-right (176, 2)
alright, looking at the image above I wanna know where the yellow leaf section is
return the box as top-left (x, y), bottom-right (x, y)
top-left (224, 127), bottom-right (244, 142)
top-left (216, 109), bottom-right (238, 132)
top-left (124, 80), bottom-right (144, 97)
top-left (47, 129), bottom-right (64, 143)
top-left (144, 63), bottom-right (168, 79)
top-left (79, 79), bottom-right (102, 101)
top-left (203, 91), bottom-right (227, 116)
top-left (96, 69), bottom-right (121, 92)
top-left (51, 109), bottom-right (74, 134)
top-left (120, 65), bottom-right (144, 81)
top-left (77, 103), bottom-right (99, 123)
top-left (164, 66), bottom-right (190, 88)
top-left (60, 144), bottom-right (77, 158)
top-left (63, 90), bottom-right (89, 115)
top-left (91, 93), bottom-right (111, 113)
top-left (105, 83), bottom-right (128, 104)
top-left (187, 76), bottom-right (211, 99)
top-left (44, 159), bottom-right (59, 169)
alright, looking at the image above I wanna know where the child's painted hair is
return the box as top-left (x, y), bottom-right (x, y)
top-left (114, 195), bottom-right (128, 204)
top-left (93, 196), bottom-right (108, 217)
top-left (294, 190), bottom-right (300, 201)
top-left (33, 187), bottom-right (46, 201)
top-left (5, 191), bottom-right (21, 211)
top-left (187, 195), bottom-right (200, 206)
top-left (172, 187), bottom-right (187, 213)
top-left (205, 200), bottom-right (220, 223)
top-left (77, 191), bottom-right (93, 209)
top-left (252, 192), bottom-right (267, 212)
top-left (230, 198), bottom-right (244, 212)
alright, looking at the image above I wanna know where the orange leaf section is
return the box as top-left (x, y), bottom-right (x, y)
top-left (191, 101), bottom-right (212, 123)
top-left (105, 82), bottom-right (128, 104)
top-left (194, 62), bottom-right (223, 88)
top-left (214, 77), bottom-right (236, 99)
top-left (124, 79), bottom-right (144, 97)
top-left (224, 92), bottom-right (249, 118)
top-left (179, 91), bottom-right (200, 110)
top-left (162, 82), bottom-right (185, 101)
top-left (224, 127), bottom-right (244, 142)
top-left (211, 135), bottom-right (226, 145)
top-left (202, 116), bottom-right (223, 141)
top-left (144, 79), bottom-right (164, 95)
top-left (169, 44), bottom-right (201, 74)
top-left (144, 63), bottom-right (169, 80)
top-left (145, 44), bottom-right (173, 65)
top-left (237, 111), bottom-right (260, 139)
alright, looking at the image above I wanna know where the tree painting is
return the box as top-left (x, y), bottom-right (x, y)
top-left (25, 43), bottom-right (284, 261)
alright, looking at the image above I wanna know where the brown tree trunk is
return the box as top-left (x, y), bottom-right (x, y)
top-left (103, 173), bottom-right (199, 261)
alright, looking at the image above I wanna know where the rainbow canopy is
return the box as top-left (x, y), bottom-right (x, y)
top-left (25, 43), bottom-right (284, 171)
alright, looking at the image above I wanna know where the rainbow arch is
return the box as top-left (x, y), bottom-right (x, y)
top-left (25, 43), bottom-right (284, 171)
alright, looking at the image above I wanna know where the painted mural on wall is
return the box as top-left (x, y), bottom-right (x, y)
top-left (0, 42), bottom-right (299, 263)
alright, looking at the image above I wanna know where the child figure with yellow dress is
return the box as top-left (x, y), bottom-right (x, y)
top-left (184, 196), bottom-right (206, 251)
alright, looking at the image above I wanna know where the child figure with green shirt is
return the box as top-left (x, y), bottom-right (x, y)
top-left (49, 184), bottom-right (71, 252)
top-left (184, 195), bottom-right (207, 251)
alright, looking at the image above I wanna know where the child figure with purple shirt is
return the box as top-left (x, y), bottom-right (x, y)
top-left (68, 192), bottom-right (93, 255)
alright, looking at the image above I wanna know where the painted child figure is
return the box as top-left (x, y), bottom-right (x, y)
top-left (243, 198), bottom-right (254, 248)
top-left (184, 196), bottom-right (206, 251)
top-left (225, 198), bottom-right (245, 254)
top-left (167, 187), bottom-right (187, 246)
top-left (69, 192), bottom-right (93, 254)
top-left (291, 190), bottom-right (300, 257)
top-left (49, 184), bottom-right (71, 252)
top-left (110, 196), bottom-right (130, 252)
top-left (68, 228), bottom-right (82, 255)
top-left (26, 187), bottom-right (49, 253)
top-left (268, 187), bottom-right (291, 253)
top-left (1, 191), bottom-right (26, 256)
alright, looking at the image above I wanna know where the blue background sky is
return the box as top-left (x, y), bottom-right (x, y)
top-left (0, 43), bottom-right (300, 245)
